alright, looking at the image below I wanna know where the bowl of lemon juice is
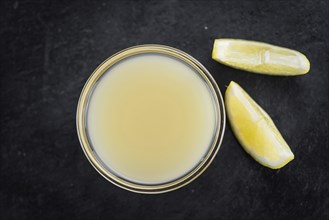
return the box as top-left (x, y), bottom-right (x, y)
top-left (77, 45), bottom-right (225, 193)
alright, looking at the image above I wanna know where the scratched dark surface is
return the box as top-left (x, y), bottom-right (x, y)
top-left (0, 0), bottom-right (328, 219)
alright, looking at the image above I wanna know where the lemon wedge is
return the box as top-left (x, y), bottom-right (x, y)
top-left (225, 81), bottom-right (294, 169)
top-left (212, 39), bottom-right (310, 75)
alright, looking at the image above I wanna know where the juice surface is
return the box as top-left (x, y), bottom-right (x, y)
top-left (87, 53), bottom-right (217, 184)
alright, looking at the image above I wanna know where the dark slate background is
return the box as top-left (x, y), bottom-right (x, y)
top-left (1, 0), bottom-right (328, 219)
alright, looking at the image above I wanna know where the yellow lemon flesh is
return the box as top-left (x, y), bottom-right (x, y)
top-left (225, 81), bottom-right (294, 169)
top-left (212, 39), bottom-right (310, 75)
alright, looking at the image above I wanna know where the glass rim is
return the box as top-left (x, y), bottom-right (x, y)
top-left (76, 44), bottom-right (226, 194)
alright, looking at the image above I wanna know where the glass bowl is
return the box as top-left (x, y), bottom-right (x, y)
top-left (76, 45), bottom-right (226, 193)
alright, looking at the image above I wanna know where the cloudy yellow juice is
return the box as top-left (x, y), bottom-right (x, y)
top-left (86, 53), bottom-right (217, 184)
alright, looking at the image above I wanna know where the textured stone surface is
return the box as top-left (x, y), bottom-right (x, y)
top-left (0, 0), bottom-right (328, 219)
